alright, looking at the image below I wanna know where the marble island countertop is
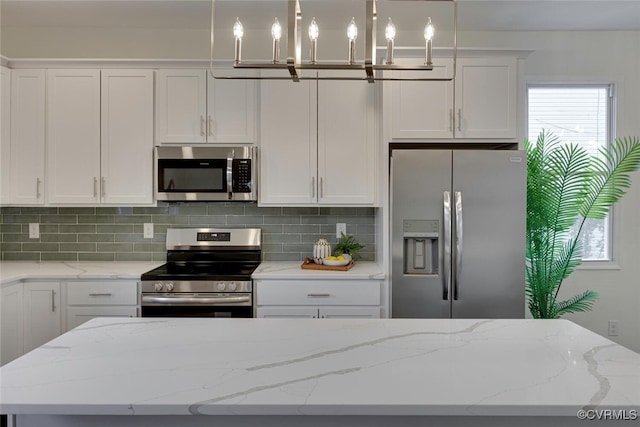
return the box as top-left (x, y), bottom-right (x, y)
top-left (1, 318), bottom-right (638, 425)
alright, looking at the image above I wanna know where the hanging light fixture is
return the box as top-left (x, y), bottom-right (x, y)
top-left (385, 18), bottom-right (396, 65)
top-left (309, 17), bottom-right (319, 64)
top-left (210, 0), bottom-right (457, 83)
top-left (271, 18), bottom-right (282, 63)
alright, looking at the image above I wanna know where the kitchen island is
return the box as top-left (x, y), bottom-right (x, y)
top-left (1, 318), bottom-right (638, 427)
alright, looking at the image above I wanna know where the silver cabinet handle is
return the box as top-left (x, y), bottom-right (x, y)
top-left (36, 178), bottom-right (41, 198)
top-left (454, 191), bottom-right (463, 300)
top-left (449, 109), bottom-right (454, 132)
top-left (311, 177), bottom-right (315, 198)
top-left (208, 115), bottom-right (213, 137)
top-left (443, 191), bottom-right (451, 301)
top-left (307, 293), bottom-right (331, 297)
top-left (51, 290), bottom-right (56, 312)
top-left (200, 115), bottom-right (206, 136)
top-left (320, 177), bottom-right (324, 198)
top-left (93, 177), bottom-right (98, 198)
top-left (88, 293), bottom-right (113, 297)
top-left (457, 109), bottom-right (462, 132)
top-left (101, 177), bottom-right (106, 198)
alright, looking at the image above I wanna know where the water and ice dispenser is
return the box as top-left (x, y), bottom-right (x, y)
top-left (403, 220), bottom-right (439, 275)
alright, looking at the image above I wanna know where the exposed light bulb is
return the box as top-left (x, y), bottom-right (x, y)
top-left (233, 18), bottom-right (244, 40)
top-left (233, 17), bottom-right (243, 64)
top-left (385, 18), bottom-right (396, 42)
top-left (424, 17), bottom-right (434, 41)
top-left (347, 17), bottom-right (358, 41)
top-left (308, 17), bottom-right (319, 41)
top-left (424, 17), bottom-right (434, 67)
top-left (271, 18), bottom-right (281, 41)
top-left (385, 18), bottom-right (396, 65)
top-left (271, 18), bottom-right (281, 63)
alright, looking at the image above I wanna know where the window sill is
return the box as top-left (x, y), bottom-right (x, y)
top-left (576, 261), bottom-right (621, 271)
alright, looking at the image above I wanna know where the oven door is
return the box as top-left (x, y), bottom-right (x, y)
top-left (141, 293), bottom-right (253, 318)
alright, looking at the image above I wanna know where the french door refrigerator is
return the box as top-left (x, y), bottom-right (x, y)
top-left (390, 148), bottom-right (526, 318)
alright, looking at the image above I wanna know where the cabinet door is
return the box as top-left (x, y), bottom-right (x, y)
top-left (23, 282), bottom-right (61, 354)
top-left (455, 57), bottom-right (517, 139)
top-left (101, 70), bottom-right (154, 204)
top-left (156, 69), bottom-right (207, 144)
top-left (9, 69), bottom-right (46, 205)
top-left (259, 80), bottom-right (317, 205)
top-left (65, 306), bottom-right (137, 332)
top-left (1, 283), bottom-right (24, 365)
top-left (0, 66), bottom-right (10, 204)
top-left (256, 307), bottom-right (318, 318)
top-left (390, 59), bottom-right (454, 139)
top-left (319, 306), bottom-right (380, 319)
top-left (47, 69), bottom-right (101, 204)
top-left (318, 79), bottom-right (376, 205)
top-left (207, 75), bottom-right (256, 143)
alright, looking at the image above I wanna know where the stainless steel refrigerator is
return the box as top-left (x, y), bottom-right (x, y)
top-left (390, 148), bottom-right (526, 318)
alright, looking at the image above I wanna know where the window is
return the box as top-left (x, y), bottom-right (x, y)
top-left (527, 84), bottom-right (614, 261)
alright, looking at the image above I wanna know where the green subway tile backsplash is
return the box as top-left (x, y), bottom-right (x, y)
top-left (1, 203), bottom-right (376, 262)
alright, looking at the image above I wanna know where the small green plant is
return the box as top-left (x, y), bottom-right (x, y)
top-left (333, 233), bottom-right (365, 259)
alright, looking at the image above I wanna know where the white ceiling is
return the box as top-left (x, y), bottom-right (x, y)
top-left (2, 0), bottom-right (640, 32)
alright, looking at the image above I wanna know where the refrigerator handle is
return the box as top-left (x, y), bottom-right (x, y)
top-left (454, 191), bottom-right (463, 300)
top-left (443, 191), bottom-right (451, 301)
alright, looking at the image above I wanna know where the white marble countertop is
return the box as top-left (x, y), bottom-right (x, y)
top-left (0, 262), bottom-right (162, 286)
top-left (1, 318), bottom-right (637, 417)
top-left (252, 261), bottom-right (384, 280)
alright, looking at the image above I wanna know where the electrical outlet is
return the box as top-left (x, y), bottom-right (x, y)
top-left (143, 223), bottom-right (154, 239)
top-left (28, 223), bottom-right (40, 239)
top-left (336, 223), bottom-right (347, 239)
top-left (608, 320), bottom-right (619, 336)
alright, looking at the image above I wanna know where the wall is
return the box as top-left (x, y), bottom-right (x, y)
top-left (0, 204), bottom-right (376, 262)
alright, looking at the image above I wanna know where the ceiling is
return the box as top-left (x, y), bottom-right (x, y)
top-left (2, 0), bottom-right (640, 32)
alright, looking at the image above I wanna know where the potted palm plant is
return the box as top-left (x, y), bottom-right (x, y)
top-left (526, 130), bottom-right (640, 319)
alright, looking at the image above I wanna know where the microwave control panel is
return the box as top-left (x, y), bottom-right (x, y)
top-left (232, 159), bottom-right (252, 193)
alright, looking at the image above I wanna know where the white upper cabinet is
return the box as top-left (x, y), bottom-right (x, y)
top-left (390, 59), bottom-right (455, 139)
top-left (9, 69), bottom-right (46, 205)
top-left (317, 79), bottom-right (376, 205)
top-left (259, 80), bottom-right (317, 205)
top-left (454, 57), bottom-right (517, 139)
top-left (0, 66), bottom-right (11, 205)
top-left (47, 69), bottom-right (101, 204)
top-left (389, 56), bottom-right (517, 140)
top-left (100, 70), bottom-right (154, 204)
top-left (156, 69), bottom-right (256, 145)
top-left (46, 69), bottom-right (154, 205)
top-left (260, 78), bottom-right (377, 207)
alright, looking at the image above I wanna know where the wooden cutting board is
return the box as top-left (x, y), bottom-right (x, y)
top-left (300, 258), bottom-right (355, 271)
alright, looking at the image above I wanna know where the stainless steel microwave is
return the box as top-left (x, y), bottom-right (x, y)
top-left (155, 146), bottom-right (257, 202)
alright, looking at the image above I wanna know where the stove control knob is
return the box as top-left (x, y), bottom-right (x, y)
top-left (164, 282), bottom-right (174, 292)
top-left (228, 282), bottom-right (237, 291)
top-left (217, 282), bottom-right (226, 291)
top-left (153, 282), bottom-right (163, 292)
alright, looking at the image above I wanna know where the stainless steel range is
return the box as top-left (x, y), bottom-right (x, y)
top-left (140, 228), bottom-right (261, 318)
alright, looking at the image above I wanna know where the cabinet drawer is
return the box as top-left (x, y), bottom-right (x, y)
top-left (66, 281), bottom-right (138, 306)
top-left (256, 280), bottom-right (380, 306)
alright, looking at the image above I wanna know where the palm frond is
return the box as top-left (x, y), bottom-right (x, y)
top-left (525, 131), bottom-right (640, 319)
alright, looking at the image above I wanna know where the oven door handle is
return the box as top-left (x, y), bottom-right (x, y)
top-left (142, 295), bottom-right (251, 305)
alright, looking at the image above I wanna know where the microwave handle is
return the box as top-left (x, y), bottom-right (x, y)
top-left (226, 154), bottom-right (233, 199)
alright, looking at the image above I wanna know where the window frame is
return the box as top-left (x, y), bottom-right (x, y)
top-left (525, 82), bottom-right (619, 268)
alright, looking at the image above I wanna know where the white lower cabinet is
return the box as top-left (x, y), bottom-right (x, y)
top-left (64, 280), bottom-right (139, 331)
top-left (1, 283), bottom-right (24, 365)
top-left (23, 281), bottom-right (62, 354)
top-left (255, 280), bottom-right (381, 319)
